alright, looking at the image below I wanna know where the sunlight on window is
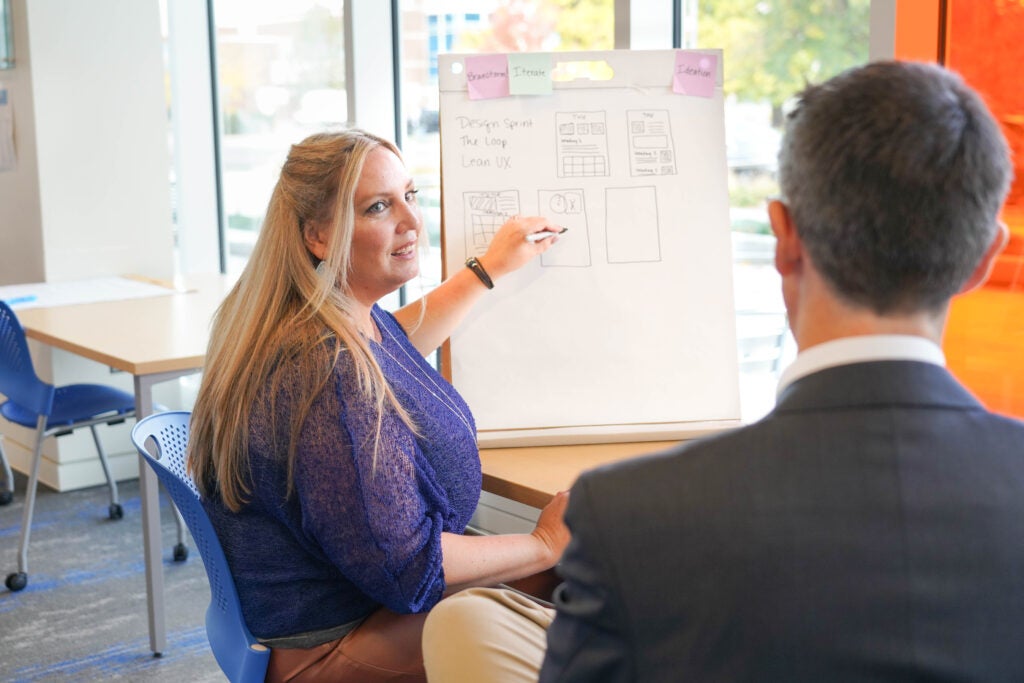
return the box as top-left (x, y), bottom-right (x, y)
top-left (212, 0), bottom-right (347, 276)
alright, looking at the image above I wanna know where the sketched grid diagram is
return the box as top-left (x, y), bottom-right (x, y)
top-left (555, 111), bottom-right (611, 178)
top-left (463, 190), bottom-right (521, 257)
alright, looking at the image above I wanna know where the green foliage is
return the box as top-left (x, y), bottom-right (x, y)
top-left (697, 0), bottom-right (870, 108)
top-left (550, 0), bottom-right (614, 50)
top-left (729, 171), bottom-right (779, 209)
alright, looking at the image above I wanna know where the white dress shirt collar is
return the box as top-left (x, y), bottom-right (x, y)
top-left (777, 335), bottom-right (946, 396)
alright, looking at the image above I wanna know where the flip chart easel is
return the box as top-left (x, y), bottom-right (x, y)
top-left (439, 49), bottom-right (740, 447)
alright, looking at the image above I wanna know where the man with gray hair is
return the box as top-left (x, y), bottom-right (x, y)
top-left (423, 60), bottom-right (1024, 682)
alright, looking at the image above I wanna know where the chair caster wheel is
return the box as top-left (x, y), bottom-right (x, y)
top-left (6, 572), bottom-right (27, 591)
top-left (0, 490), bottom-right (12, 505)
top-left (173, 543), bottom-right (188, 562)
top-left (108, 503), bottom-right (124, 520)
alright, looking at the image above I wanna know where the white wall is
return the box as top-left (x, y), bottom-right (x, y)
top-left (27, 0), bottom-right (174, 281)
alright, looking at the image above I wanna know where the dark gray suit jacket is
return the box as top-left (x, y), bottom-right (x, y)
top-left (540, 361), bottom-right (1024, 682)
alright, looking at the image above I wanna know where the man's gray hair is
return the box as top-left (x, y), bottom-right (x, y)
top-left (778, 61), bottom-right (1012, 313)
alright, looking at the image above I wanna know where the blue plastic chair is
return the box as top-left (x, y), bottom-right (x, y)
top-left (1, 300), bottom-right (137, 592)
top-left (131, 411), bottom-right (270, 683)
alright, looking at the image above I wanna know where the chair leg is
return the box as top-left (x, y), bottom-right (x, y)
top-left (0, 436), bottom-right (14, 506)
top-left (172, 501), bottom-right (189, 562)
top-left (88, 424), bottom-right (123, 520)
top-left (5, 417), bottom-right (46, 591)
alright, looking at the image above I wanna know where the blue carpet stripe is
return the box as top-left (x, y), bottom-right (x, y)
top-left (0, 492), bottom-right (156, 539)
top-left (7, 626), bottom-right (210, 682)
top-left (1, 558), bottom-right (188, 600)
top-left (2, 476), bottom-right (216, 679)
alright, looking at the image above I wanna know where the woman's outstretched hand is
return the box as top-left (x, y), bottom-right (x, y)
top-left (479, 215), bottom-right (564, 282)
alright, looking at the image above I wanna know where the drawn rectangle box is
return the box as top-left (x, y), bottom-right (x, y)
top-left (627, 110), bottom-right (677, 177)
top-left (561, 156), bottom-right (606, 177)
top-left (605, 186), bottom-right (662, 263)
top-left (538, 189), bottom-right (591, 267)
top-left (633, 135), bottom-right (669, 149)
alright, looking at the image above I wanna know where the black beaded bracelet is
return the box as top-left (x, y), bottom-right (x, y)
top-left (465, 256), bottom-right (495, 289)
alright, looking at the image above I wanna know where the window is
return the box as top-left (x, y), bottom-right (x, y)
top-left (692, 0), bottom-right (871, 417)
top-left (165, 0), bottom-right (876, 422)
top-left (211, 1), bottom-right (347, 276)
top-left (397, 0), bottom-right (615, 306)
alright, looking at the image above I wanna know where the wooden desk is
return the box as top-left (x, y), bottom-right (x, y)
top-left (480, 440), bottom-right (678, 508)
top-left (15, 273), bottom-right (232, 656)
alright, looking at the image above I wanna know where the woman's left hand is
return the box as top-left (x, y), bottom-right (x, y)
top-left (479, 215), bottom-right (564, 282)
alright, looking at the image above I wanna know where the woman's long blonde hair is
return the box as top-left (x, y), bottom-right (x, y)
top-left (188, 129), bottom-right (416, 511)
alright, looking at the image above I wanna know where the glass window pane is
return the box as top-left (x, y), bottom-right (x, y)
top-left (694, 0), bottom-right (870, 419)
top-left (212, 1), bottom-right (346, 277)
top-left (398, 0), bottom-right (614, 306)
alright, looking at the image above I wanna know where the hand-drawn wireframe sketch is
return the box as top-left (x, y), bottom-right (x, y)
top-left (463, 190), bottom-right (521, 256)
top-left (627, 110), bottom-right (677, 177)
top-left (605, 186), bottom-right (662, 263)
top-left (555, 111), bottom-right (610, 178)
top-left (538, 189), bottom-right (591, 267)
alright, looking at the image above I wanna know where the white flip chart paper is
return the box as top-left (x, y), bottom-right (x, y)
top-left (439, 50), bottom-right (740, 446)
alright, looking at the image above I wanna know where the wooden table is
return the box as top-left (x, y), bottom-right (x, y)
top-left (479, 439), bottom-right (679, 508)
top-left (15, 272), bottom-right (232, 656)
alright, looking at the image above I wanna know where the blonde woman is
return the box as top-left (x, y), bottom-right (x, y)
top-left (188, 129), bottom-right (569, 682)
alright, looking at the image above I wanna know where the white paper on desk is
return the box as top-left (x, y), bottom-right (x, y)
top-left (0, 276), bottom-right (177, 310)
top-left (0, 83), bottom-right (14, 172)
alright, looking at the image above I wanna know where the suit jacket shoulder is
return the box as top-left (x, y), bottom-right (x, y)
top-left (542, 361), bottom-right (1024, 682)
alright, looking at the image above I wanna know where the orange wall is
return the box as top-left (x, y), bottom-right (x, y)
top-left (945, 0), bottom-right (1024, 214)
top-left (894, 1), bottom-right (942, 62)
top-left (920, 0), bottom-right (1024, 419)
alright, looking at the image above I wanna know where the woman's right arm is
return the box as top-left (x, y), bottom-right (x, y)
top-left (440, 490), bottom-right (570, 592)
top-left (392, 215), bottom-right (562, 356)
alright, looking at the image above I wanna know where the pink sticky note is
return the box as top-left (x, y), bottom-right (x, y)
top-left (673, 51), bottom-right (717, 98)
top-left (465, 54), bottom-right (510, 101)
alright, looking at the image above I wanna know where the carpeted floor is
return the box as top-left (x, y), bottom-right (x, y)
top-left (0, 471), bottom-right (225, 682)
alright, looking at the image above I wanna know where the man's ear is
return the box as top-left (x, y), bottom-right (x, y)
top-left (958, 220), bottom-right (1010, 294)
top-left (768, 199), bottom-right (803, 277)
top-left (303, 221), bottom-right (329, 262)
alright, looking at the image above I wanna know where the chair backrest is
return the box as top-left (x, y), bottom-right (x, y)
top-left (0, 301), bottom-right (55, 417)
top-left (130, 411), bottom-right (270, 683)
